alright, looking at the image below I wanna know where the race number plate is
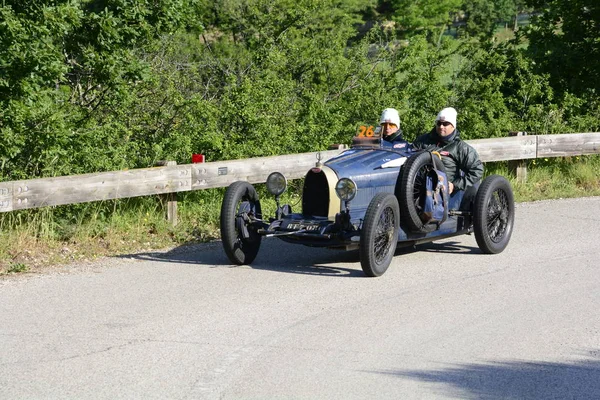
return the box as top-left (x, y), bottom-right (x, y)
top-left (352, 125), bottom-right (382, 148)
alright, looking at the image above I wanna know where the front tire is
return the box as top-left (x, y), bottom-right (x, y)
top-left (220, 181), bottom-right (263, 265)
top-left (473, 175), bottom-right (515, 254)
top-left (360, 193), bottom-right (400, 277)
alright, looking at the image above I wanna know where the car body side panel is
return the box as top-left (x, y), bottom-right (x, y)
top-left (347, 170), bottom-right (400, 221)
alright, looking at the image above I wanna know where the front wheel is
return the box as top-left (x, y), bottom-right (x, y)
top-left (220, 181), bottom-right (263, 265)
top-left (360, 193), bottom-right (400, 277)
top-left (473, 175), bottom-right (515, 254)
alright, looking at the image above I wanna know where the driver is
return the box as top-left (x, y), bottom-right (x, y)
top-left (379, 108), bottom-right (410, 148)
top-left (412, 107), bottom-right (483, 210)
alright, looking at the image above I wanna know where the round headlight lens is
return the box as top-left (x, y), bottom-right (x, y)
top-left (266, 172), bottom-right (287, 196)
top-left (335, 178), bottom-right (357, 201)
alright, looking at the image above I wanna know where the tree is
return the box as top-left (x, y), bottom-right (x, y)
top-left (461, 0), bottom-right (499, 38)
top-left (459, 0), bottom-right (531, 39)
top-left (454, 41), bottom-right (559, 137)
top-left (521, 0), bottom-right (600, 99)
top-left (378, 0), bottom-right (462, 40)
top-left (0, 0), bottom-right (202, 179)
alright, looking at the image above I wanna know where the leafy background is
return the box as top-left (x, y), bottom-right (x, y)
top-left (2, 0), bottom-right (598, 182)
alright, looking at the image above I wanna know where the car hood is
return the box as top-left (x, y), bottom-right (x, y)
top-left (324, 147), bottom-right (411, 179)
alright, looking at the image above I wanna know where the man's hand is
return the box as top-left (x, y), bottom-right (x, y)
top-left (448, 181), bottom-right (454, 194)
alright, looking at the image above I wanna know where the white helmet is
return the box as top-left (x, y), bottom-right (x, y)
top-left (380, 108), bottom-right (400, 127)
top-left (436, 107), bottom-right (457, 128)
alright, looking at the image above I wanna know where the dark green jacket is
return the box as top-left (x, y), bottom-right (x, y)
top-left (413, 128), bottom-right (484, 191)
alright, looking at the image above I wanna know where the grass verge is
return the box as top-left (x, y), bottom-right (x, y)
top-left (1, 156), bottom-right (599, 275)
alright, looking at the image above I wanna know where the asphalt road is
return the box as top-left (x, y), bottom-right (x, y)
top-left (1, 197), bottom-right (599, 399)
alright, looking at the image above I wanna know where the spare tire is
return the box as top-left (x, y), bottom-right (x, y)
top-left (398, 151), bottom-right (446, 233)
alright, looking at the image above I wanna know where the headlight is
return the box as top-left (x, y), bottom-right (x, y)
top-left (335, 178), bottom-right (357, 201)
top-left (266, 172), bottom-right (287, 196)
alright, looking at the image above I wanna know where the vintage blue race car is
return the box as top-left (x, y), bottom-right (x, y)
top-left (220, 131), bottom-right (515, 277)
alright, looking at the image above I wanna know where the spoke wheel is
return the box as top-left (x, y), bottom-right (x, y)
top-left (220, 181), bottom-right (262, 265)
top-left (360, 193), bottom-right (400, 277)
top-left (398, 151), bottom-right (446, 232)
top-left (473, 175), bottom-right (515, 254)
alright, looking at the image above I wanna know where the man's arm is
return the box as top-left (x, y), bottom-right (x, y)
top-left (454, 144), bottom-right (484, 191)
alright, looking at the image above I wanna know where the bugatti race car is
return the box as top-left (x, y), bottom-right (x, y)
top-left (220, 129), bottom-right (515, 277)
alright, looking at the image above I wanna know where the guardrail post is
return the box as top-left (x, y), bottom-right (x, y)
top-left (508, 132), bottom-right (528, 183)
top-left (155, 160), bottom-right (178, 226)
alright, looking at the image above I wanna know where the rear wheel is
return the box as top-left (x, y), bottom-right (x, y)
top-left (220, 181), bottom-right (263, 265)
top-left (360, 193), bottom-right (400, 277)
top-left (473, 175), bottom-right (514, 254)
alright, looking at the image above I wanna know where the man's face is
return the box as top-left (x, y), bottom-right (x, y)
top-left (435, 120), bottom-right (454, 137)
top-left (381, 122), bottom-right (398, 137)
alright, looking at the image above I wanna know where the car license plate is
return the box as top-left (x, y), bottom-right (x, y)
top-left (286, 222), bottom-right (320, 231)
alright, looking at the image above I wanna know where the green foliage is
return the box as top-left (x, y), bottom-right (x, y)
top-left (461, 0), bottom-right (499, 38)
top-left (384, 0), bottom-right (462, 38)
top-left (521, 0), bottom-right (600, 100)
top-left (1, 263), bottom-right (29, 274)
top-left (115, 1), bottom-right (405, 161)
top-left (460, 0), bottom-right (532, 38)
top-left (0, 0), bottom-right (598, 180)
top-left (518, 155), bottom-right (600, 201)
top-left (454, 42), bottom-right (546, 137)
top-left (452, 37), bottom-right (600, 138)
top-left (0, 0), bottom-right (202, 179)
top-left (393, 36), bottom-right (459, 139)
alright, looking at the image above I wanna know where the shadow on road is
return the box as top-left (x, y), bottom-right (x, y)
top-left (417, 239), bottom-right (481, 255)
top-left (118, 238), bottom-right (365, 277)
top-left (371, 351), bottom-right (600, 399)
top-left (117, 236), bottom-right (479, 277)
top-left (117, 238), bottom-right (437, 278)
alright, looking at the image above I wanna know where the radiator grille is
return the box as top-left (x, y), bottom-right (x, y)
top-left (302, 171), bottom-right (330, 217)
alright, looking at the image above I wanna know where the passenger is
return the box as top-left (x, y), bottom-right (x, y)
top-left (412, 107), bottom-right (483, 210)
top-left (379, 108), bottom-right (410, 149)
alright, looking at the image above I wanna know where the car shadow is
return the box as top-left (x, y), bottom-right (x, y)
top-left (118, 237), bottom-right (480, 277)
top-left (417, 239), bottom-right (481, 255)
top-left (367, 351), bottom-right (600, 399)
top-left (118, 238), bottom-right (366, 277)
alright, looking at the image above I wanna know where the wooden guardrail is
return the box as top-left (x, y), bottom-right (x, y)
top-left (1, 133), bottom-right (599, 223)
